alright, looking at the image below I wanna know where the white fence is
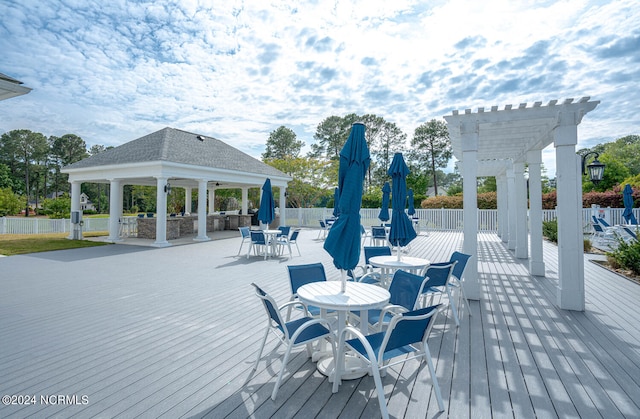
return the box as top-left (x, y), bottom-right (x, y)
top-left (0, 217), bottom-right (109, 235)
top-left (2, 207), bottom-right (638, 235)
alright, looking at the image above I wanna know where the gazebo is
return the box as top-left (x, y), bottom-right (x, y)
top-left (62, 127), bottom-right (292, 247)
top-left (444, 97), bottom-right (599, 311)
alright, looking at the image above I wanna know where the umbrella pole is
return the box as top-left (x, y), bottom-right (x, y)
top-left (397, 246), bottom-right (402, 261)
top-left (341, 269), bottom-right (347, 293)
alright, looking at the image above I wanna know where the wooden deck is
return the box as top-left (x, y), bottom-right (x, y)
top-left (1, 230), bottom-right (639, 418)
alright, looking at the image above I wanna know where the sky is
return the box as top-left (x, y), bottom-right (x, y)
top-left (1, 0), bottom-right (639, 178)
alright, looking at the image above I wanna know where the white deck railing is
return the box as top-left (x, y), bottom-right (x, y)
top-left (2, 207), bottom-right (637, 235)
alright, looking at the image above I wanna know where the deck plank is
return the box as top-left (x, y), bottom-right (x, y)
top-left (1, 229), bottom-right (640, 418)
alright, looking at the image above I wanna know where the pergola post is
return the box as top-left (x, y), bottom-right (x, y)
top-left (527, 150), bottom-right (545, 276)
top-left (506, 164), bottom-right (517, 250)
top-left (496, 175), bottom-right (508, 242)
top-left (554, 121), bottom-right (584, 310)
top-left (107, 179), bottom-right (123, 242)
top-left (195, 179), bottom-right (210, 241)
top-left (460, 121), bottom-right (480, 301)
top-left (514, 161), bottom-right (528, 259)
top-left (153, 177), bottom-right (170, 247)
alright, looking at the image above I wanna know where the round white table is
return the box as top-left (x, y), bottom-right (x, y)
top-left (297, 281), bottom-right (390, 388)
top-left (262, 229), bottom-right (282, 258)
top-left (368, 255), bottom-right (431, 286)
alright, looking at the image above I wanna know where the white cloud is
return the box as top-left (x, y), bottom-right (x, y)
top-left (1, 0), bottom-right (639, 178)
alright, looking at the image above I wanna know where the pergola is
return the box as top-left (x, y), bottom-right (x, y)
top-left (62, 127), bottom-right (292, 247)
top-left (444, 97), bottom-right (599, 311)
top-left (0, 72), bottom-right (32, 101)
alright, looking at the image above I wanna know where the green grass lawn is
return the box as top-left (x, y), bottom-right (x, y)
top-left (0, 232), bottom-right (110, 256)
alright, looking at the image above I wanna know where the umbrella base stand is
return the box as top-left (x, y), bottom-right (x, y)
top-left (317, 354), bottom-right (368, 380)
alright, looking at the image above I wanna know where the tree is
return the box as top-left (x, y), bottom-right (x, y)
top-left (410, 119), bottom-right (452, 196)
top-left (2, 130), bottom-right (49, 216)
top-left (361, 114), bottom-right (407, 189)
top-left (262, 126), bottom-right (304, 160)
top-left (309, 114), bottom-right (360, 161)
top-left (50, 134), bottom-right (88, 195)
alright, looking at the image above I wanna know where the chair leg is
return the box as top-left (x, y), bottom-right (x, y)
top-left (370, 361), bottom-right (389, 419)
top-left (254, 326), bottom-right (270, 370)
top-left (247, 242), bottom-right (253, 259)
top-left (295, 242), bottom-right (301, 256)
top-left (456, 280), bottom-right (472, 317)
top-left (423, 345), bottom-right (445, 411)
top-left (447, 287), bottom-right (460, 327)
top-left (271, 344), bottom-right (294, 400)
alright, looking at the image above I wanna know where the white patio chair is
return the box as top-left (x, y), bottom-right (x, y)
top-left (251, 283), bottom-right (336, 401)
top-left (237, 226), bottom-right (251, 255)
top-left (336, 306), bottom-right (445, 417)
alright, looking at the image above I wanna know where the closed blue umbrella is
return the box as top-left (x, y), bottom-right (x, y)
top-left (378, 182), bottom-right (391, 223)
top-left (407, 188), bottom-right (416, 217)
top-left (388, 153), bottom-right (416, 258)
top-left (622, 184), bottom-right (637, 224)
top-left (324, 122), bottom-right (370, 292)
top-left (257, 178), bottom-right (275, 227)
top-left (333, 187), bottom-right (340, 218)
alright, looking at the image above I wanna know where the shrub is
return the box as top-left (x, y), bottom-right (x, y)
top-left (542, 219), bottom-right (558, 243)
top-left (607, 235), bottom-right (640, 276)
top-left (0, 188), bottom-right (25, 216)
top-left (420, 192), bottom-right (497, 209)
top-left (42, 196), bottom-right (71, 219)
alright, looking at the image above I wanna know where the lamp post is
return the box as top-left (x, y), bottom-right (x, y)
top-left (581, 151), bottom-right (605, 185)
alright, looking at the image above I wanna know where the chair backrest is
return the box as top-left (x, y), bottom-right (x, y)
top-left (371, 226), bottom-right (386, 238)
top-left (287, 263), bottom-right (327, 295)
top-left (592, 215), bottom-right (599, 225)
top-left (598, 218), bottom-right (611, 227)
top-left (381, 305), bottom-right (440, 356)
top-left (623, 227), bottom-right (638, 240)
top-left (388, 270), bottom-right (429, 310)
top-left (278, 226), bottom-right (291, 237)
top-left (250, 230), bottom-right (266, 245)
top-left (319, 220), bottom-right (326, 228)
top-left (364, 246), bottom-right (392, 263)
top-left (449, 251), bottom-right (471, 281)
top-left (239, 226), bottom-right (250, 238)
top-left (592, 223), bottom-right (604, 233)
top-left (289, 230), bottom-right (300, 242)
top-left (423, 261), bottom-right (457, 288)
top-left (251, 283), bottom-right (285, 331)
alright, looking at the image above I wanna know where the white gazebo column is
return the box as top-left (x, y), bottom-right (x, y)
top-left (527, 150), bottom-right (545, 276)
top-left (241, 187), bottom-right (248, 216)
top-left (514, 161), bottom-right (528, 259)
top-left (496, 175), bottom-right (508, 242)
top-left (184, 187), bottom-right (192, 215)
top-left (460, 122), bottom-right (480, 301)
top-left (153, 177), bottom-right (170, 247)
top-left (107, 179), bottom-right (123, 242)
top-left (195, 179), bottom-right (210, 241)
top-left (506, 164), bottom-right (517, 250)
top-left (208, 187), bottom-right (215, 215)
top-left (279, 187), bottom-right (286, 226)
top-left (68, 181), bottom-right (82, 239)
top-left (554, 121), bottom-right (584, 311)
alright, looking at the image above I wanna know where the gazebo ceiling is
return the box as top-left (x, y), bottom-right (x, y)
top-left (445, 97), bottom-right (600, 174)
top-left (0, 72), bottom-right (32, 101)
